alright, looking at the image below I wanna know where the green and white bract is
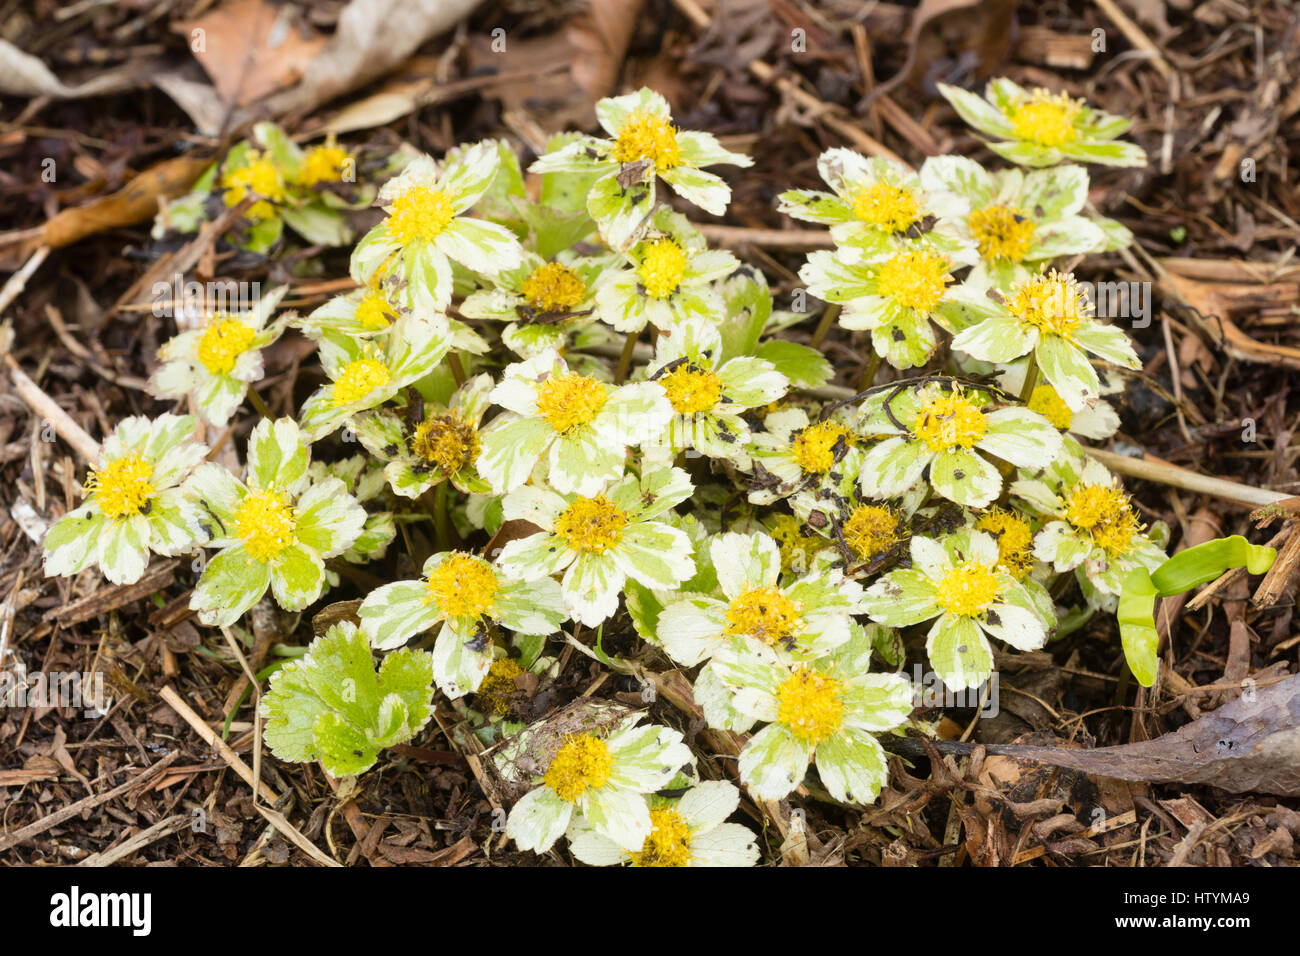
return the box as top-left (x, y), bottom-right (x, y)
top-left (351, 142), bottom-right (524, 315)
top-left (298, 313), bottom-right (451, 441)
top-left (920, 157), bottom-right (1108, 289)
top-left (1012, 454), bottom-right (1169, 607)
top-left (747, 406), bottom-right (863, 505)
top-left (357, 548), bottom-right (567, 697)
top-left (566, 780), bottom-right (760, 867)
top-left (497, 466), bottom-right (696, 626)
top-left (857, 382), bottom-right (1063, 508)
top-left (353, 372), bottom-right (494, 499)
top-left (188, 418), bottom-right (366, 626)
top-left (477, 348), bottom-right (673, 496)
top-left (504, 713), bottom-right (693, 853)
top-left (148, 286), bottom-right (288, 428)
top-left (710, 625), bottom-right (913, 802)
top-left (460, 250), bottom-right (609, 358)
top-left (951, 270), bottom-right (1140, 412)
top-left (799, 238), bottom-right (978, 369)
top-left (43, 414), bottom-right (207, 586)
top-left (529, 87), bottom-right (752, 250)
top-left (656, 530), bottom-right (861, 668)
top-left (780, 149), bottom-right (965, 260)
top-left (937, 79), bottom-right (1148, 168)
top-left (259, 622), bottom-right (435, 777)
top-left (862, 529), bottom-right (1049, 691)
top-left (594, 209), bottom-right (740, 335)
top-left (645, 318), bottom-right (788, 465)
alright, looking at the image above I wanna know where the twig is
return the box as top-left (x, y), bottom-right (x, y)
top-left (159, 684), bottom-right (280, 805)
top-left (0, 245), bottom-right (49, 315)
top-left (0, 751), bottom-right (179, 853)
top-left (696, 224), bottom-right (832, 250)
top-left (3, 354), bottom-right (102, 462)
top-left (77, 813), bottom-right (190, 866)
top-left (1088, 448), bottom-right (1288, 508)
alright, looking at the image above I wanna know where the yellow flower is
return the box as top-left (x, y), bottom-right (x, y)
top-left (412, 413), bottom-right (479, 475)
top-left (545, 734), bottom-right (613, 802)
top-left (877, 249), bottom-right (951, 312)
top-left (934, 562), bottom-right (1001, 617)
top-left (849, 180), bottom-right (920, 233)
top-left (630, 808), bottom-right (693, 867)
top-left (975, 508), bottom-right (1034, 578)
top-left (387, 185), bottom-right (456, 243)
top-left (638, 239), bottom-right (689, 299)
top-left (424, 554), bottom-right (499, 618)
top-left (521, 262), bottom-right (587, 313)
top-left (660, 364), bottom-right (722, 414)
top-left (234, 488), bottom-right (296, 562)
top-left (791, 421), bottom-right (854, 474)
top-left (555, 496), bottom-right (628, 554)
top-left (613, 111), bottom-right (681, 170)
top-left (1007, 271), bottom-right (1088, 338)
top-left (196, 317), bottom-right (257, 375)
top-left (725, 585), bottom-right (802, 647)
top-left (87, 455), bottom-right (154, 519)
top-left (968, 205), bottom-right (1035, 262)
top-left (331, 356), bottom-right (391, 407)
top-left (1004, 89), bottom-right (1082, 148)
top-left (298, 144), bottom-right (352, 187)
top-left (842, 504), bottom-right (902, 560)
top-left (1065, 484), bottom-right (1141, 558)
top-left (776, 670), bottom-right (844, 745)
top-left (913, 390), bottom-right (987, 451)
top-left (222, 152), bottom-right (283, 220)
top-left (535, 373), bottom-right (607, 433)
top-left (1028, 384), bottom-right (1073, 430)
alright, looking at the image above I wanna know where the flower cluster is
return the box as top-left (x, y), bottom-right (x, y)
top-left (45, 82), bottom-right (1163, 866)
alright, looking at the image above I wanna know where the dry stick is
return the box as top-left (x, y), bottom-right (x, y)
top-left (1090, 0), bottom-right (1176, 83)
top-left (3, 355), bottom-right (102, 462)
top-left (159, 685), bottom-right (280, 805)
top-left (77, 813), bottom-right (190, 867)
top-left (219, 625), bottom-right (266, 811)
top-left (0, 245), bottom-right (50, 315)
top-left (696, 224), bottom-right (831, 251)
top-left (1088, 448), bottom-right (1289, 509)
top-left (0, 751), bottom-right (179, 853)
top-left (668, 0), bottom-right (904, 164)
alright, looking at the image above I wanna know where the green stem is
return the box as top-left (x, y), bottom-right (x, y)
top-left (857, 350), bottom-right (881, 391)
top-left (246, 387), bottom-right (273, 419)
top-left (1018, 355), bottom-right (1040, 405)
top-left (615, 327), bottom-right (640, 385)
top-left (809, 304), bottom-right (840, 350)
top-left (447, 352), bottom-right (466, 387)
top-left (433, 481), bottom-right (450, 553)
top-left (223, 661), bottom-right (287, 740)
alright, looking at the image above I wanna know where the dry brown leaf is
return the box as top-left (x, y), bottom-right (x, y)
top-left (567, 0), bottom-right (644, 101)
top-left (35, 153), bottom-right (213, 251)
top-left (173, 0), bottom-right (326, 107)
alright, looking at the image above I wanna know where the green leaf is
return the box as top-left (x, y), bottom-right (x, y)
top-left (1117, 536), bottom-right (1276, 686)
top-left (717, 269), bottom-right (772, 361)
top-left (260, 623), bottom-right (434, 777)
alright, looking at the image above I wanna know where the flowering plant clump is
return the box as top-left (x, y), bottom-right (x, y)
top-left (44, 82), bottom-right (1174, 865)
top-left (154, 123), bottom-right (405, 253)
